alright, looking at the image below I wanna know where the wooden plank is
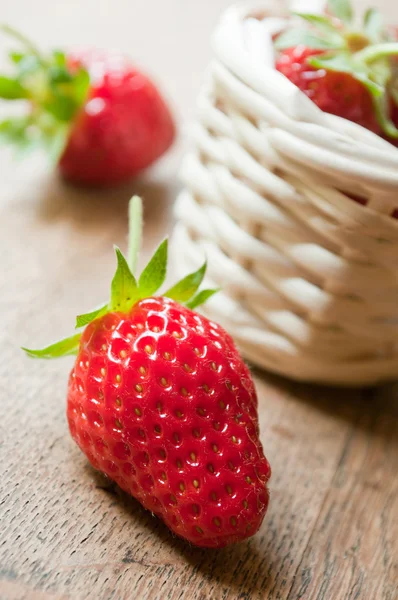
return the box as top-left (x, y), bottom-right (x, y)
top-left (287, 386), bottom-right (398, 600)
top-left (0, 344), bottom-right (372, 600)
top-left (1, 1), bottom-right (398, 599)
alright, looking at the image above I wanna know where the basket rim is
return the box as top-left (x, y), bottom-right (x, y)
top-left (210, 0), bottom-right (398, 196)
top-left (173, 0), bottom-right (398, 386)
top-left (214, 0), bottom-right (398, 152)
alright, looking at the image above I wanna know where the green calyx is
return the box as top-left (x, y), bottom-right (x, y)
top-left (275, 0), bottom-right (398, 138)
top-left (22, 196), bottom-right (218, 360)
top-left (0, 24), bottom-right (90, 160)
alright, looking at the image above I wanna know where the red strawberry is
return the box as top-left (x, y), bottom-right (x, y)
top-left (0, 28), bottom-right (175, 186)
top-left (276, 46), bottom-right (381, 134)
top-left (23, 197), bottom-right (271, 548)
top-left (59, 49), bottom-right (175, 185)
top-left (274, 1), bottom-right (398, 142)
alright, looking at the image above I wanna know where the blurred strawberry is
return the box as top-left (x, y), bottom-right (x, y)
top-left (0, 26), bottom-right (175, 186)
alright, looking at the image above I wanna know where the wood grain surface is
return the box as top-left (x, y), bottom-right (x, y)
top-left (1, 1), bottom-right (398, 599)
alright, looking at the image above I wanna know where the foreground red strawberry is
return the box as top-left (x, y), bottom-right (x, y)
top-left (275, 0), bottom-right (398, 142)
top-left (23, 197), bottom-right (271, 548)
top-left (0, 27), bottom-right (175, 185)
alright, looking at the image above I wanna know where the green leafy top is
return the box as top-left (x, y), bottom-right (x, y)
top-left (22, 196), bottom-right (218, 359)
top-left (274, 0), bottom-right (398, 138)
top-left (0, 25), bottom-right (90, 160)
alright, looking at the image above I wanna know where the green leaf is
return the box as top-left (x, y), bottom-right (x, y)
top-left (293, 12), bottom-right (343, 37)
top-left (356, 42), bottom-right (398, 65)
top-left (44, 93), bottom-right (78, 122)
top-left (308, 53), bottom-right (383, 96)
top-left (52, 50), bottom-right (67, 67)
top-left (110, 247), bottom-right (139, 311)
top-left (48, 65), bottom-right (73, 85)
top-left (364, 8), bottom-right (384, 42)
top-left (0, 75), bottom-right (28, 99)
top-left (71, 68), bottom-right (90, 106)
top-left (16, 53), bottom-right (42, 79)
top-left (9, 50), bottom-right (25, 64)
top-left (0, 24), bottom-right (43, 59)
top-left (186, 288), bottom-right (219, 310)
top-left (43, 124), bottom-right (69, 164)
top-left (165, 262), bottom-right (207, 303)
top-left (309, 52), bottom-right (398, 138)
top-left (138, 239), bottom-right (168, 297)
top-left (0, 116), bottom-right (41, 159)
top-left (369, 56), bottom-right (391, 89)
top-left (22, 333), bottom-right (81, 359)
top-left (327, 0), bottom-right (353, 24)
top-left (0, 116), bottom-right (30, 144)
top-left (372, 93), bottom-right (398, 138)
top-left (75, 303), bottom-right (108, 329)
top-left (275, 29), bottom-right (344, 51)
top-left (0, 118), bottom-right (20, 138)
top-left (391, 86), bottom-right (398, 107)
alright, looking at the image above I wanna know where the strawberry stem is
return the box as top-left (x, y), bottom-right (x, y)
top-left (0, 24), bottom-right (42, 60)
top-left (373, 95), bottom-right (398, 138)
top-left (357, 42), bottom-right (398, 63)
top-left (128, 195), bottom-right (143, 275)
top-left (22, 195), bottom-right (219, 360)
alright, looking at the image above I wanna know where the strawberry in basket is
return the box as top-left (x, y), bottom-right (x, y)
top-left (22, 197), bottom-right (271, 548)
top-left (275, 0), bottom-right (398, 144)
top-left (0, 26), bottom-right (175, 185)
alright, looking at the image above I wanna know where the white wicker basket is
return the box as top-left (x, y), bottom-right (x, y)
top-left (172, 0), bottom-right (398, 386)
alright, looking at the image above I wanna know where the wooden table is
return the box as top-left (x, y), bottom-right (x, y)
top-left (1, 1), bottom-right (397, 599)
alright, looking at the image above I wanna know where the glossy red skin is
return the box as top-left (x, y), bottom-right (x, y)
top-left (276, 46), bottom-right (381, 135)
top-left (59, 49), bottom-right (175, 185)
top-left (67, 297), bottom-right (271, 548)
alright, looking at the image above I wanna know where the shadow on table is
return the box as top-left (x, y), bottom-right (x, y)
top-left (77, 374), bottom-right (397, 599)
top-left (92, 469), bottom-right (273, 599)
top-left (253, 368), bottom-right (398, 446)
top-left (35, 170), bottom-right (174, 234)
